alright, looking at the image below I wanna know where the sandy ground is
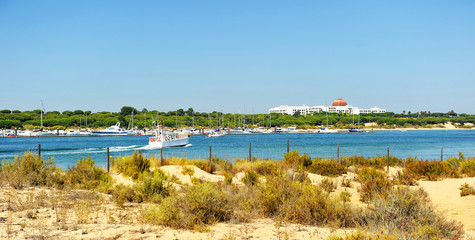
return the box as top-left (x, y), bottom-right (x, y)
top-left (1, 166), bottom-right (475, 239)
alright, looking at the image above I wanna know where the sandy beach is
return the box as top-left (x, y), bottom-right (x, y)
top-left (1, 164), bottom-right (474, 239)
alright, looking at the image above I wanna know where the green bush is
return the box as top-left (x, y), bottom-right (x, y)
top-left (111, 183), bottom-right (137, 206)
top-left (259, 172), bottom-right (356, 227)
top-left (459, 157), bottom-right (475, 177)
top-left (359, 187), bottom-right (463, 239)
top-left (242, 170), bottom-right (259, 186)
top-left (283, 150), bottom-right (312, 168)
top-left (459, 183), bottom-right (475, 197)
top-left (149, 182), bottom-right (233, 229)
top-left (405, 160), bottom-right (457, 180)
top-left (0, 152), bottom-right (62, 189)
top-left (357, 167), bottom-right (392, 202)
top-left (134, 169), bottom-right (172, 203)
top-left (308, 158), bottom-right (347, 176)
top-left (112, 151), bottom-right (150, 179)
top-left (65, 156), bottom-right (112, 191)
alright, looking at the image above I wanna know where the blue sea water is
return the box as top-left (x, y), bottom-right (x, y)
top-left (1, 130), bottom-right (474, 170)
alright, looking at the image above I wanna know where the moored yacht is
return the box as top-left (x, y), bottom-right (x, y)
top-left (92, 122), bottom-right (128, 136)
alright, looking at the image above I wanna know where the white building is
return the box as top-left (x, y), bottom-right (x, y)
top-left (268, 99), bottom-right (386, 115)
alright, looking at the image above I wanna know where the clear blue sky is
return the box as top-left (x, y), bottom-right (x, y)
top-left (1, 1), bottom-right (474, 114)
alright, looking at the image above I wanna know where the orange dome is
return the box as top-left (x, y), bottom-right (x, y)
top-left (332, 98), bottom-right (347, 106)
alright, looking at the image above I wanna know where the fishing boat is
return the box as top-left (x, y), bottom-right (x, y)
top-left (91, 122), bottom-right (129, 136)
top-left (149, 124), bottom-right (190, 148)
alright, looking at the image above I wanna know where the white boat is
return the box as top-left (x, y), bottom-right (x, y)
top-left (207, 129), bottom-right (226, 138)
top-left (320, 128), bottom-right (339, 134)
top-left (226, 128), bottom-right (252, 135)
top-left (92, 122), bottom-right (129, 136)
top-left (284, 126), bottom-right (299, 134)
top-left (149, 125), bottom-right (190, 148)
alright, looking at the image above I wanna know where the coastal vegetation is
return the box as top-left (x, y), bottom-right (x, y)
top-left (1, 107), bottom-right (474, 130)
top-left (1, 150), bottom-right (474, 239)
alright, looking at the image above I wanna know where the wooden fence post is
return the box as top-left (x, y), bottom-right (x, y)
top-left (107, 147), bottom-right (110, 172)
top-left (440, 147), bottom-right (443, 161)
top-left (160, 148), bottom-right (163, 166)
top-left (249, 142), bottom-right (252, 161)
top-left (38, 144), bottom-right (41, 157)
top-left (337, 144), bottom-right (340, 163)
top-left (387, 147), bottom-right (390, 172)
top-left (287, 139), bottom-right (289, 153)
top-left (209, 146), bottom-right (212, 163)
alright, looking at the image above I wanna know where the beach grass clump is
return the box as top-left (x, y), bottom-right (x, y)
top-left (259, 172), bottom-right (356, 227)
top-left (65, 156), bottom-right (112, 191)
top-left (308, 158), bottom-right (347, 176)
top-left (358, 187), bottom-right (464, 240)
top-left (357, 167), bottom-right (392, 202)
top-left (319, 177), bottom-right (337, 193)
top-left (404, 160), bottom-right (457, 181)
top-left (459, 183), bottom-right (475, 197)
top-left (111, 151), bottom-right (150, 180)
top-left (283, 150), bottom-right (312, 168)
top-left (145, 182), bottom-right (233, 230)
top-left (0, 152), bottom-right (62, 189)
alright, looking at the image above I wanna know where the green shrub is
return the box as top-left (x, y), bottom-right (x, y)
top-left (283, 150), bottom-right (312, 168)
top-left (459, 157), bottom-right (475, 177)
top-left (405, 160), bottom-right (457, 180)
top-left (0, 152), bottom-right (62, 189)
top-left (134, 169), bottom-right (172, 203)
top-left (65, 156), bottom-right (112, 191)
top-left (224, 172), bottom-right (233, 185)
top-left (149, 182), bottom-right (233, 229)
top-left (459, 183), bottom-right (475, 197)
top-left (259, 172), bottom-right (356, 227)
top-left (309, 158), bottom-right (347, 176)
top-left (357, 167), bottom-right (392, 202)
top-left (112, 151), bottom-right (150, 179)
top-left (359, 187), bottom-right (463, 239)
top-left (242, 170), bottom-right (259, 186)
top-left (111, 184), bottom-right (137, 206)
top-left (341, 155), bottom-right (402, 168)
top-left (319, 177), bottom-right (336, 193)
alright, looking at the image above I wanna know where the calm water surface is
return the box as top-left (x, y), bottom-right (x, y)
top-left (1, 130), bottom-right (474, 170)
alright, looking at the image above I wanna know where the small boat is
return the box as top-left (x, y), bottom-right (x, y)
top-left (349, 128), bottom-right (364, 133)
top-left (92, 122), bottom-right (129, 136)
top-left (207, 129), bottom-right (226, 138)
top-left (320, 128), bottom-right (339, 134)
top-left (149, 125), bottom-right (190, 148)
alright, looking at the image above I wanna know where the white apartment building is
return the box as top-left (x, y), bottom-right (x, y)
top-left (268, 99), bottom-right (386, 115)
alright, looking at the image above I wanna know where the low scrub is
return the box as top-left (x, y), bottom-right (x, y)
top-left (0, 152), bottom-right (62, 189)
top-left (404, 160), bottom-right (458, 181)
top-left (134, 169), bottom-right (172, 203)
top-left (143, 182), bottom-right (233, 230)
top-left (283, 150), bottom-right (312, 168)
top-left (459, 157), bottom-right (475, 177)
top-left (341, 155), bottom-right (403, 169)
top-left (65, 156), bottom-right (112, 191)
top-left (308, 158), bottom-right (347, 176)
top-left (459, 183), bottom-right (475, 197)
top-left (358, 187), bottom-right (464, 239)
top-left (259, 172), bottom-right (355, 227)
top-left (112, 151), bottom-right (150, 180)
top-left (357, 167), bottom-right (392, 202)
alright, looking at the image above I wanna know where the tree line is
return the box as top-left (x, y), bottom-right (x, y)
top-left (0, 107), bottom-right (474, 130)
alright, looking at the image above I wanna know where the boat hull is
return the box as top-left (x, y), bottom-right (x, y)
top-left (149, 137), bottom-right (189, 148)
